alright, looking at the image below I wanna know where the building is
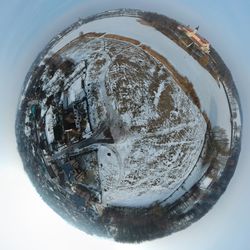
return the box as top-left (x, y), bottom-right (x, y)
top-left (178, 25), bottom-right (210, 54)
top-left (199, 176), bottom-right (213, 190)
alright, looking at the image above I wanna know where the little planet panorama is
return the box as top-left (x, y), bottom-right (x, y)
top-left (16, 9), bottom-right (242, 243)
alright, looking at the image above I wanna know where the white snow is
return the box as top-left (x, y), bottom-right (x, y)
top-left (153, 80), bottom-right (169, 108)
top-left (45, 106), bottom-right (55, 144)
top-left (67, 77), bottom-right (85, 105)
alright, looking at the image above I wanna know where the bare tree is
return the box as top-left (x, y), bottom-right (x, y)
top-left (211, 126), bottom-right (230, 155)
top-left (203, 126), bottom-right (230, 164)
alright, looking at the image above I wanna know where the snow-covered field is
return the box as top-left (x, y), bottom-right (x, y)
top-left (55, 36), bottom-right (207, 207)
top-left (50, 16), bottom-right (231, 141)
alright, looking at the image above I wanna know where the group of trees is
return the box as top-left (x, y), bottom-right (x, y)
top-left (202, 126), bottom-right (230, 165)
top-left (142, 12), bottom-right (178, 35)
top-left (44, 54), bottom-right (75, 77)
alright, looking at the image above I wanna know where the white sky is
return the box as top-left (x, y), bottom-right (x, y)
top-left (0, 0), bottom-right (249, 249)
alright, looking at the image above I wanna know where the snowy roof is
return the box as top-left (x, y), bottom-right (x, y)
top-left (45, 106), bottom-right (55, 144)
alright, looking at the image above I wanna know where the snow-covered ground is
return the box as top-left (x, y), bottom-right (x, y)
top-left (50, 16), bottom-right (231, 141)
top-left (54, 36), bottom-right (207, 207)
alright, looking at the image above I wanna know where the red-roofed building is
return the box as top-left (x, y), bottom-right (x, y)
top-left (178, 25), bottom-right (210, 54)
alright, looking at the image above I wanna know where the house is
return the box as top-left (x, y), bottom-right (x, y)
top-left (199, 176), bottom-right (213, 190)
top-left (178, 25), bottom-right (210, 54)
